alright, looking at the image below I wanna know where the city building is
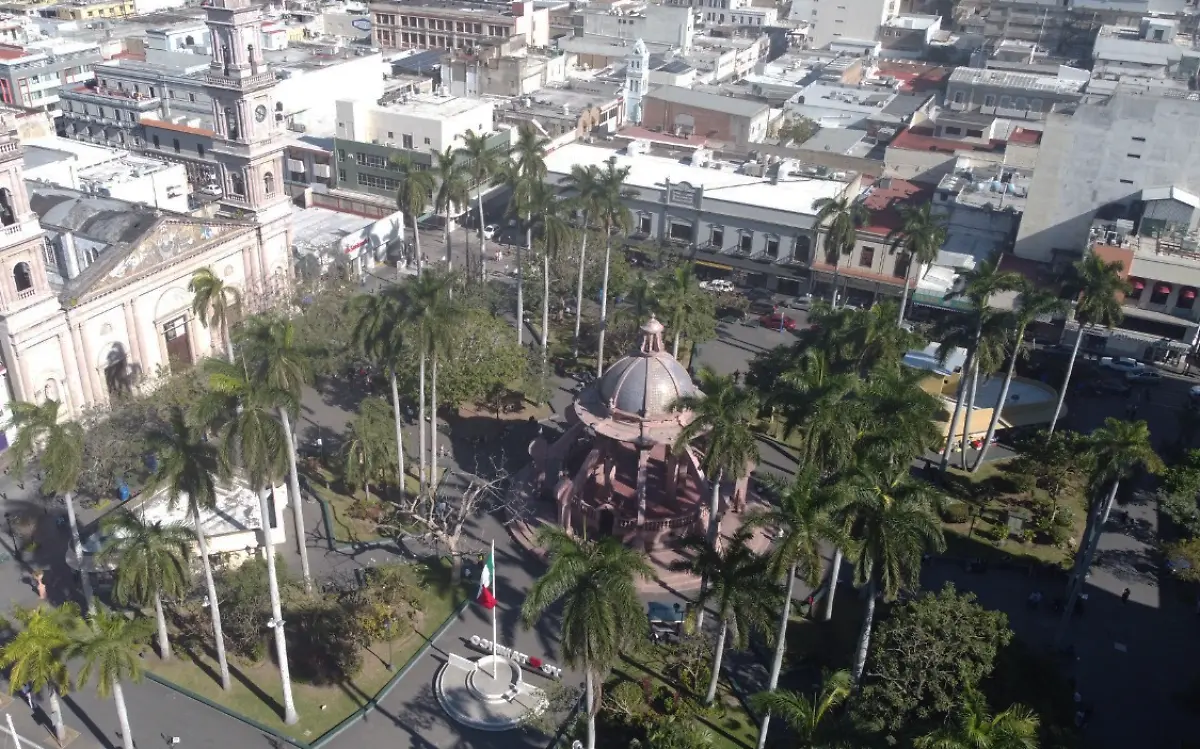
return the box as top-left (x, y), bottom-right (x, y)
top-left (1015, 91), bottom-right (1200, 264)
top-left (955, 0), bottom-right (1182, 56)
top-left (0, 39), bottom-right (101, 115)
top-left (445, 45), bottom-right (570, 97)
top-left (0, 0), bottom-right (293, 419)
top-left (878, 14), bottom-right (941, 57)
top-left (784, 80), bottom-right (932, 132)
top-left (335, 91), bottom-right (494, 153)
top-left (1091, 20), bottom-right (1200, 81)
top-left (884, 124), bottom-right (1040, 186)
top-left (789, 0), bottom-right (897, 50)
top-left (687, 32), bottom-right (768, 82)
top-left (745, 51), bottom-right (867, 104)
top-left (369, 0), bottom-right (551, 52)
top-left (144, 22), bottom-right (212, 56)
top-left (22, 135), bottom-right (189, 212)
top-left (496, 79), bottom-right (624, 139)
top-left (943, 66), bottom-right (1089, 125)
top-left (641, 84), bottom-right (769, 145)
top-left (49, 0), bottom-right (134, 21)
top-left (575, 3), bottom-right (694, 52)
top-left (544, 141), bottom-right (859, 295)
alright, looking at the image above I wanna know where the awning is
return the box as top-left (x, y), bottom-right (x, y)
top-left (1184, 288), bottom-right (1197, 301)
top-left (1131, 278), bottom-right (1145, 291)
top-left (694, 260), bottom-right (733, 271)
top-left (1157, 283), bottom-right (1172, 295)
top-left (287, 158), bottom-right (306, 172)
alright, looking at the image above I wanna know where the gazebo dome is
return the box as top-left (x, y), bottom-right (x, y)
top-left (598, 344), bottom-right (696, 419)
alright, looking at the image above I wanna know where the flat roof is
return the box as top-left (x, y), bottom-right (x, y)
top-left (949, 66), bottom-right (1087, 94)
top-left (646, 85), bottom-right (768, 118)
top-left (378, 91), bottom-right (491, 118)
top-left (544, 142), bottom-right (849, 216)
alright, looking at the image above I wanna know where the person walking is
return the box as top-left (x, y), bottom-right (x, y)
top-left (1121, 587), bottom-right (1132, 604)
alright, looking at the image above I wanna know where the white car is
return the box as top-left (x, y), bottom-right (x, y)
top-left (699, 279), bottom-right (734, 293)
top-left (1126, 369), bottom-right (1163, 383)
top-left (1099, 356), bottom-right (1146, 374)
top-left (483, 224), bottom-right (499, 241)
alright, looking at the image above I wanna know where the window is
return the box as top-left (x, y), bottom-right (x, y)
top-left (893, 255), bottom-right (910, 278)
top-left (1132, 136), bottom-right (1146, 142)
top-left (1127, 154), bottom-right (1141, 159)
top-left (711, 226), bottom-right (724, 248)
top-left (766, 235), bottom-right (779, 258)
top-left (966, 129), bottom-right (984, 137)
top-left (943, 126), bottom-right (962, 135)
top-left (1178, 288), bottom-right (1197, 310)
top-left (999, 96), bottom-right (1012, 108)
top-left (188, 93), bottom-right (195, 102)
top-left (1015, 97), bottom-right (1027, 109)
top-left (13, 261), bottom-right (31, 293)
top-left (1120, 179), bottom-right (1134, 184)
top-left (357, 173), bottom-right (401, 191)
top-left (172, 138), bottom-right (180, 153)
top-left (1151, 283), bottom-right (1171, 305)
top-left (739, 232), bottom-right (753, 252)
top-left (670, 222), bottom-right (693, 242)
top-left (338, 169), bottom-right (346, 182)
top-left (859, 245), bottom-right (875, 267)
top-left (983, 95), bottom-right (995, 107)
top-left (952, 91), bottom-right (964, 104)
top-left (638, 214), bottom-right (651, 234)
top-left (153, 134), bottom-right (160, 148)
top-left (197, 144), bottom-right (204, 158)
top-left (337, 149), bottom-right (346, 161)
top-left (230, 172), bottom-right (246, 196)
top-left (387, 131), bottom-right (394, 139)
top-left (263, 172), bottom-right (275, 195)
top-left (402, 134), bottom-right (413, 149)
top-left (424, 137), bottom-right (430, 145)
top-left (1029, 99), bottom-right (1042, 112)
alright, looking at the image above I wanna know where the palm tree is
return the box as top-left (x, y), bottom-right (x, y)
top-left (671, 529), bottom-right (779, 705)
top-left (1056, 418), bottom-right (1162, 646)
top-left (402, 272), bottom-right (453, 497)
top-left (8, 399), bottom-right (93, 609)
top-left (198, 359), bottom-right (299, 724)
top-left (814, 196), bottom-right (868, 307)
top-left (521, 526), bottom-right (652, 749)
top-left (350, 290), bottom-right (408, 493)
top-left (341, 398), bottom-right (396, 502)
top-left (564, 163), bottom-right (602, 354)
top-left (671, 369), bottom-right (760, 629)
top-left (1, 603), bottom-right (79, 745)
top-left (972, 284), bottom-right (1068, 470)
top-left (189, 266), bottom-right (242, 362)
top-left (956, 311), bottom-right (1013, 470)
top-left (431, 145), bottom-right (469, 269)
top-left (238, 317), bottom-right (315, 592)
top-left (393, 154), bottom-right (436, 274)
top-left (915, 692), bottom-right (1040, 749)
top-left (458, 129), bottom-right (500, 282)
top-left (143, 407), bottom-right (231, 690)
top-left (593, 156), bottom-right (635, 376)
top-left (70, 608), bottom-right (154, 749)
top-left (841, 467), bottom-right (945, 682)
top-left (100, 513), bottom-right (194, 661)
top-left (855, 366), bottom-right (942, 473)
top-left (658, 265), bottom-right (713, 358)
top-left (1047, 252), bottom-right (1131, 434)
top-left (887, 203), bottom-right (946, 327)
top-left (745, 469), bottom-right (844, 749)
top-left (506, 125), bottom-right (549, 346)
top-left (938, 253), bottom-right (1022, 472)
top-left (750, 669), bottom-right (852, 749)
top-left (774, 349), bottom-right (862, 473)
top-left (521, 180), bottom-right (574, 359)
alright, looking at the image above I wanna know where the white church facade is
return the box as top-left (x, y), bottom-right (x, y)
top-left (0, 0), bottom-right (293, 427)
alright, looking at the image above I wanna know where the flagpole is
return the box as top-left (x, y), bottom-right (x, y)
top-left (490, 538), bottom-right (498, 679)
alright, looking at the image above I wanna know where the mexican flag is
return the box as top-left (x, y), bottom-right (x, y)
top-left (476, 545), bottom-right (497, 609)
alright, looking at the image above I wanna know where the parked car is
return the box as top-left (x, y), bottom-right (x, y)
top-left (1093, 379), bottom-right (1132, 396)
top-left (700, 279), bottom-right (735, 293)
top-left (779, 294), bottom-right (812, 311)
top-left (483, 224), bottom-right (499, 241)
top-left (1099, 356), bottom-right (1146, 374)
top-left (1126, 369), bottom-right (1163, 383)
top-left (760, 312), bottom-right (797, 331)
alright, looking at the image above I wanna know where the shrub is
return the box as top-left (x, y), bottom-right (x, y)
top-left (940, 500), bottom-right (970, 524)
top-left (286, 599), bottom-right (364, 685)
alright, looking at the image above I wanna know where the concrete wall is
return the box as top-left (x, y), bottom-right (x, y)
top-left (640, 96), bottom-right (768, 145)
top-left (791, 0), bottom-right (891, 49)
top-left (1016, 93), bottom-right (1200, 262)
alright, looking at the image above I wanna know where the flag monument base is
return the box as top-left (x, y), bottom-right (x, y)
top-left (435, 651), bottom-right (548, 731)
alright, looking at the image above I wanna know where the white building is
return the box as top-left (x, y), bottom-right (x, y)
top-left (785, 81), bottom-right (900, 129)
top-left (579, 4), bottom-right (694, 54)
top-left (789, 0), bottom-right (897, 50)
top-left (334, 92), bottom-right (495, 152)
top-left (23, 137), bottom-right (189, 213)
top-left (144, 23), bottom-right (212, 56)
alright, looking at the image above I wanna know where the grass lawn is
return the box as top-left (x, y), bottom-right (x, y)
top-left (148, 561), bottom-right (466, 742)
top-left (302, 466), bottom-right (419, 545)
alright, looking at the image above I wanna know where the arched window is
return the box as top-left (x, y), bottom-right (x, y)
top-left (263, 172), bottom-right (275, 196)
top-left (13, 261), bottom-right (32, 292)
top-left (225, 107), bottom-right (239, 140)
top-left (230, 172), bottom-right (245, 197)
top-left (184, 34), bottom-right (194, 46)
top-left (0, 188), bottom-right (15, 226)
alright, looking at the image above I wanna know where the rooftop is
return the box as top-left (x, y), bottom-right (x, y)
top-left (544, 142), bottom-right (851, 216)
top-left (857, 176), bottom-right (927, 236)
top-left (936, 158), bottom-right (1030, 213)
top-left (1093, 25), bottom-right (1193, 67)
top-left (503, 79), bottom-right (623, 118)
top-left (889, 126), bottom-right (1004, 155)
top-left (883, 13), bottom-right (940, 29)
top-left (795, 127), bottom-right (872, 156)
top-left (949, 66), bottom-right (1089, 94)
top-left (379, 90), bottom-right (491, 118)
top-left (646, 85), bottom-right (768, 117)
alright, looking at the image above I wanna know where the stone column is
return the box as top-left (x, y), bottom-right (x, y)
top-left (664, 452), bottom-right (679, 502)
top-left (74, 322), bottom-right (103, 406)
top-left (123, 301), bottom-right (143, 376)
top-left (634, 446), bottom-right (650, 549)
top-left (58, 332), bottom-right (85, 415)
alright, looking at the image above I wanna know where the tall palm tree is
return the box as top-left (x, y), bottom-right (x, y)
top-left (393, 154), bottom-right (436, 274)
top-left (671, 369), bottom-right (760, 629)
top-left (238, 318), bottom-right (314, 592)
top-left (840, 467), bottom-right (945, 682)
top-left (0, 603), bottom-right (80, 745)
top-left (402, 271), bottom-right (453, 497)
top-left (915, 692), bottom-right (1040, 749)
top-left (814, 196), bottom-right (868, 307)
top-left (198, 359), bottom-right (299, 724)
top-left (189, 266), bottom-right (242, 362)
top-left (938, 253), bottom-right (1022, 472)
top-left (1056, 418), bottom-right (1161, 646)
top-left (522, 180), bottom-right (574, 358)
top-left (1048, 252), bottom-right (1131, 434)
top-left (564, 163), bottom-right (603, 354)
top-left (973, 284), bottom-right (1068, 470)
top-left (775, 349), bottom-right (862, 473)
top-left (887, 203), bottom-right (946, 327)
top-left (750, 669), bottom-right (852, 749)
top-left (458, 129), bottom-right (500, 283)
top-left (745, 469), bottom-right (844, 749)
top-left (593, 156), bottom-right (635, 376)
top-left (431, 145), bottom-right (469, 269)
top-left (672, 529), bottom-right (779, 705)
top-left (70, 608), bottom-right (154, 749)
top-left (956, 311), bottom-right (1013, 470)
top-left (8, 399), bottom-right (93, 609)
top-left (855, 366), bottom-right (942, 473)
top-left (521, 526), bottom-right (652, 749)
top-left (100, 513), bottom-right (194, 661)
top-left (658, 264), bottom-right (712, 358)
top-left (341, 398), bottom-right (396, 502)
top-left (506, 125), bottom-right (549, 346)
top-left (350, 290), bottom-right (407, 493)
top-left (143, 407), bottom-right (231, 690)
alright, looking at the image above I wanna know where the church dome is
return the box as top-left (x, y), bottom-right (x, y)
top-left (596, 316), bottom-right (697, 419)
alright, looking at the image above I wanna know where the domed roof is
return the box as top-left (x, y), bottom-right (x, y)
top-left (596, 316), bottom-right (698, 420)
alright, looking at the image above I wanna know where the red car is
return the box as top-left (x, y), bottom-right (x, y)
top-left (759, 312), bottom-right (796, 331)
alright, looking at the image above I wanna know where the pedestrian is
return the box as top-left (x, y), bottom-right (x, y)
top-left (733, 369), bottom-right (741, 384)
top-left (1121, 587), bottom-right (1132, 604)
top-left (19, 682), bottom-right (33, 709)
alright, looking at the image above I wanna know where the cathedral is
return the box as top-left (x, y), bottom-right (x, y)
top-left (0, 0), bottom-right (293, 426)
